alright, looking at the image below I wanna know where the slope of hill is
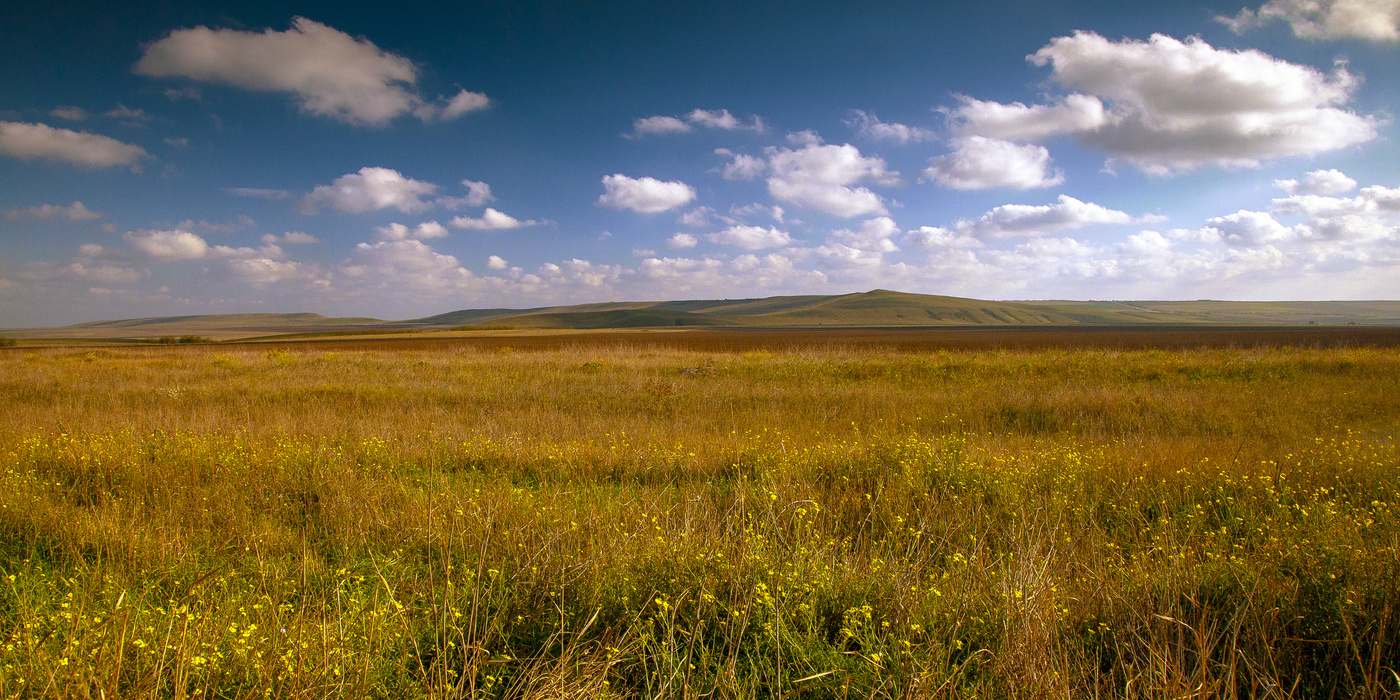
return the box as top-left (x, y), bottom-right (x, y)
top-left (7, 291), bottom-right (1400, 341)
top-left (3, 313), bottom-right (388, 340)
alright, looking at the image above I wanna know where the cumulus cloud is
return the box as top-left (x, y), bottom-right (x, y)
top-left (951, 195), bottom-right (1155, 238)
top-left (302, 167), bottom-right (438, 214)
top-left (1284, 184), bottom-right (1400, 213)
top-left (765, 143), bottom-right (896, 218)
top-left (261, 231), bottom-right (320, 245)
top-left (677, 207), bottom-right (715, 227)
top-left (924, 137), bottom-right (1064, 190)
top-left (629, 108), bottom-right (762, 137)
top-left (730, 203), bottom-right (785, 224)
top-left (904, 226), bottom-right (984, 249)
top-left (1201, 210), bottom-right (1299, 245)
top-left (65, 261), bottom-right (144, 284)
top-left (1019, 32), bottom-right (1378, 173)
top-left (487, 255), bottom-right (509, 270)
top-left (124, 229), bottom-right (209, 261)
top-left (449, 208), bottom-right (539, 230)
top-left (225, 258), bottom-right (310, 284)
top-left (828, 216), bottom-right (901, 253)
top-left (945, 94), bottom-right (1107, 142)
top-left (5, 201), bottom-right (101, 221)
top-left (373, 221), bottom-right (449, 241)
top-left (668, 233), bottom-right (699, 248)
top-left (704, 225), bottom-right (793, 249)
top-left (0, 121), bottom-right (149, 169)
top-left (846, 110), bottom-right (935, 143)
top-left (415, 89), bottom-right (491, 121)
top-left (632, 115), bottom-right (692, 135)
top-left (105, 104), bottom-right (151, 124)
top-left (715, 149), bottom-right (767, 180)
top-left (597, 174), bottom-right (696, 213)
top-left (1274, 168), bottom-right (1358, 195)
top-left (134, 17), bottom-right (486, 126)
top-left (340, 239), bottom-right (478, 293)
top-left (225, 187), bottom-right (291, 200)
top-left (1219, 0), bottom-right (1400, 40)
top-left (437, 180), bottom-right (495, 209)
top-left (50, 107), bottom-right (88, 121)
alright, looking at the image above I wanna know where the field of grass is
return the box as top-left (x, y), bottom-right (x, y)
top-left (1, 337), bottom-right (1398, 698)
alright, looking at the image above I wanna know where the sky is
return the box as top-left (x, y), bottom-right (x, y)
top-left (2, 0), bottom-right (1399, 326)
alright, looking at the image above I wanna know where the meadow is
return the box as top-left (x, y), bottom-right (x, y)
top-left (0, 335), bottom-right (1397, 698)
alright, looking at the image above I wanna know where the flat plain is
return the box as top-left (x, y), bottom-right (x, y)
top-left (1, 327), bottom-right (1398, 698)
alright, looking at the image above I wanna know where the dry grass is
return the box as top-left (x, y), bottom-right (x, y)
top-left (1, 340), bottom-right (1398, 698)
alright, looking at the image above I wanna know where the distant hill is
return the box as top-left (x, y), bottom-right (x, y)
top-left (3, 312), bottom-right (390, 340)
top-left (6, 291), bottom-right (1400, 341)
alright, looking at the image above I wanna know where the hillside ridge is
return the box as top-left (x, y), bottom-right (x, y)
top-left (6, 290), bottom-right (1400, 340)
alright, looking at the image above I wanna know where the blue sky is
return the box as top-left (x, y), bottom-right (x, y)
top-left (2, 0), bottom-right (1398, 325)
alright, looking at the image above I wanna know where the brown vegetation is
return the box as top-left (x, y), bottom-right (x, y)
top-left (1, 335), bottom-right (1397, 698)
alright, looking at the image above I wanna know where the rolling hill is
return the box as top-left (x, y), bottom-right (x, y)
top-left (6, 291), bottom-right (1400, 341)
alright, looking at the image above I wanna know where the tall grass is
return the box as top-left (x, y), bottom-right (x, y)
top-left (1, 343), bottom-right (1397, 698)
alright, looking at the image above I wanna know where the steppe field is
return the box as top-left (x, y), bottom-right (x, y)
top-left (1, 329), bottom-right (1398, 699)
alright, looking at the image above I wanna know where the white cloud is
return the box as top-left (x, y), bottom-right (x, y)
top-left (134, 17), bottom-right (485, 126)
top-left (1256, 184), bottom-right (1400, 245)
top-left (1220, 0), bottom-right (1400, 41)
top-left (449, 208), bottom-right (539, 230)
top-left (225, 187), bottom-right (291, 200)
top-left (729, 203), bottom-right (785, 223)
top-left (597, 174), bottom-right (696, 213)
top-left (924, 137), bottom-right (1064, 190)
top-left (50, 107), bottom-right (88, 121)
top-left (416, 90), bottom-right (490, 121)
top-left (440, 180), bottom-right (495, 208)
top-left (953, 195), bottom-right (1151, 237)
top-left (715, 149), bottom-right (767, 180)
top-left (487, 255), bottom-right (509, 270)
top-left (904, 226), bottom-right (984, 249)
top-left (65, 261), bottom-right (144, 284)
top-left (677, 207), bottom-right (715, 227)
top-left (686, 108), bottom-right (761, 131)
top-left (786, 130), bottom-right (824, 146)
top-left (1270, 184), bottom-right (1400, 218)
top-left (302, 167), bottom-right (438, 214)
top-left (847, 110), bottom-right (935, 143)
top-left (1202, 210), bottom-right (1299, 244)
top-left (124, 229), bottom-right (209, 261)
top-left (828, 216), bottom-right (900, 253)
top-left (373, 221), bottom-right (449, 241)
top-left (0, 121), bottom-right (149, 169)
top-left (1274, 168), bottom-right (1358, 195)
top-left (705, 225), bottom-right (793, 249)
top-left (261, 231), bottom-right (320, 245)
top-left (105, 104), bottom-right (151, 123)
top-left (629, 108), bottom-right (762, 137)
top-left (668, 233), bottom-right (699, 248)
top-left (1025, 32), bottom-right (1378, 173)
top-left (338, 239), bottom-right (481, 295)
top-left (945, 94), bottom-right (1107, 141)
top-left (5, 201), bottom-right (101, 221)
top-left (765, 143), bottom-right (895, 218)
top-left (175, 216), bottom-right (254, 235)
top-left (226, 258), bottom-right (310, 284)
top-left (632, 115), bottom-right (692, 135)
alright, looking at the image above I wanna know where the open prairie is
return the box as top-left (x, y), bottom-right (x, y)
top-left (1, 331), bottom-right (1398, 698)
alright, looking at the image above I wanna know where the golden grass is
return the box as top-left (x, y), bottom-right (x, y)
top-left (1, 341), bottom-right (1397, 698)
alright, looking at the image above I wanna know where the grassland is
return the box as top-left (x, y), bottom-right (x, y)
top-left (1, 336), bottom-right (1398, 698)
